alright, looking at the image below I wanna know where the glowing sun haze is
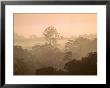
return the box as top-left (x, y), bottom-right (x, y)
top-left (14, 13), bottom-right (97, 38)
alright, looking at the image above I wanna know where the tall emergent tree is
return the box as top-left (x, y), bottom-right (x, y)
top-left (43, 26), bottom-right (59, 46)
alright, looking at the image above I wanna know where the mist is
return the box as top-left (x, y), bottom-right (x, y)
top-left (14, 32), bottom-right (97, 75)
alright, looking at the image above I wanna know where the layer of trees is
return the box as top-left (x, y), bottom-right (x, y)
top-left (14, 45), bottom-right (97, 75)
top-left (14, 26), bottom-right (97, 75)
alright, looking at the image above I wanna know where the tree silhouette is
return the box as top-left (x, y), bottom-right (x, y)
top-left (43, 26), bottom-right (59, 46)
top-left (64, 52), bottom-right (97, 75)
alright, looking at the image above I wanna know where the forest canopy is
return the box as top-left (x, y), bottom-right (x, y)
top-left (14, 26), bottom-right (97, 75)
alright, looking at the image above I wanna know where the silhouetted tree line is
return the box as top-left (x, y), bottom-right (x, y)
top-left (64, 52), bottom-right (97, 75)
top-left (14, 45), bottom-right (97, 75)
top-left (35, 52), bottom-right (97, 75)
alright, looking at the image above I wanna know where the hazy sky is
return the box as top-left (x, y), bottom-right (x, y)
top-left (14, 13), bottom-right (97, 38)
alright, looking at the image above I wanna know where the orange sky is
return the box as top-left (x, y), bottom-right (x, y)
top-left (14, 13), bottom-right (97, 38)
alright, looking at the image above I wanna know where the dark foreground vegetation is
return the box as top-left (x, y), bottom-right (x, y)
top-left (14, 44), bottom-right (97, 75)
